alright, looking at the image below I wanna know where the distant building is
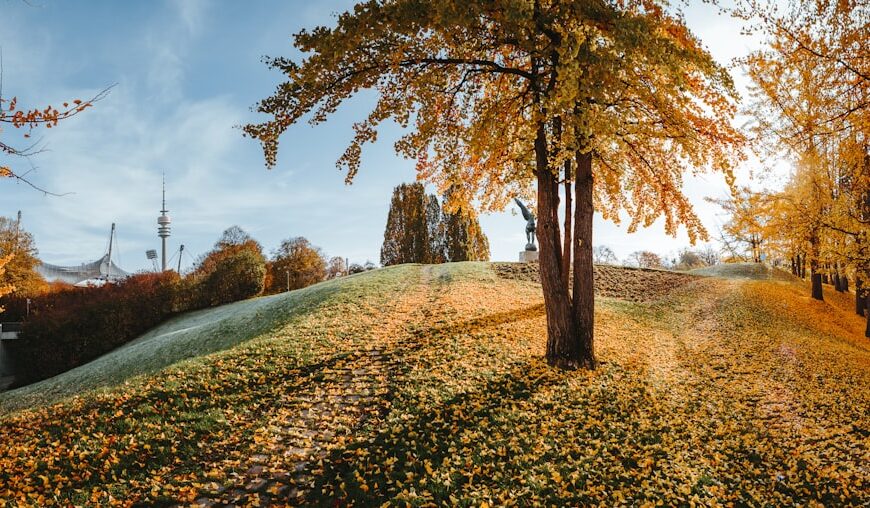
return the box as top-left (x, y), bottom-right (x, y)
top-left (36, 223), bottom-right (130, 286)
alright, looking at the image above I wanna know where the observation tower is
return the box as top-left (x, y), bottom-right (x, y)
top-left (158, 176), bottom-right (171, 272)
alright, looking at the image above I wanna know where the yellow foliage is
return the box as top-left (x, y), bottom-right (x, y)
top-left (0, 253), bottom-right (14, 312)
top-left (0, 264), bottom-right (867, 504)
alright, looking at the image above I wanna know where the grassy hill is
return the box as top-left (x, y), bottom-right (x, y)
top-left (0, 262), bottom-right (868, 506)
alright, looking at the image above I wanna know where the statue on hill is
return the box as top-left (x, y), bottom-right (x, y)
top-left (514, 198), bottom-right (537, 251)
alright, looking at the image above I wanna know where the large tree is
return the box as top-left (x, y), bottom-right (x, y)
top-left (380, 183), bottom-right (443, 265)
top-left (245, 0), bottom-right (742, 369)
top-left (442, 187), bottom-right (490, 262)
top-left (0, 214), bottom-right (45, 297)
top-left (268, 236), bottom-right (327, 293)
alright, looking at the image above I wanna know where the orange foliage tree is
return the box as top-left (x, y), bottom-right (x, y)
top-left (245, 0), bottom-right (743, 369)
top-left (741, 0), bottom-right (868, 323)
top-left (190, 226), bottom-right (267, 306)
top-left (0, 254), bottom-right (13, 313)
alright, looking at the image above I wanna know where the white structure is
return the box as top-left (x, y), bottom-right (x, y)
top-left (158, 176), bottom-right (171, 271)
top-left (37, 223), bottom-right (130, 286)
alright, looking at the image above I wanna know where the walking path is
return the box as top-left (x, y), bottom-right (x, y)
top-left (188, 266), bottom-right (447, 507)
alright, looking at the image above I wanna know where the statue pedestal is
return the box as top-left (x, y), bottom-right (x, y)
top-left (519, 250), bottom-right (539, 263)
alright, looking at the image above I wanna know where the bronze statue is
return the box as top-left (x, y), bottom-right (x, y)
top-left (514, 198), bottom-right (537, 251)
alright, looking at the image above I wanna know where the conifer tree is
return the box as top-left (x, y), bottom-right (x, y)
top-left (381, 183), bottom-right (437, 265)
top-left (425, 194), bottom-right (447, 264)
top-left (442, 188), bottom-right (489, 262)
top-left (381, 183), bottom-right (489, 265)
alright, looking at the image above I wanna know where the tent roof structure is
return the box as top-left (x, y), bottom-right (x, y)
top-left (37, 255), bottom-right (130, 286)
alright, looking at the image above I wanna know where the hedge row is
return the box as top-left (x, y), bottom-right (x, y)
top-left (3, 246), bottom-right (265, 385)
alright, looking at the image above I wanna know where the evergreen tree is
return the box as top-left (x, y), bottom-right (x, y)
top-left (381, 183), bottom-right (439, 265)
top-left (425, 194), bottom-right (447, 263)
top-left (442, 189), bottom-right (490, 262)
top-left (381, 183), bottom-right (490, 265)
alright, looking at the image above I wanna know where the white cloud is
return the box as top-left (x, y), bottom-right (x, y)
top-left (170, 0), bottom-right (209, 36)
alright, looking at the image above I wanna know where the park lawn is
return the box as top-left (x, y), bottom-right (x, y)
top-left (0, 262), bottom-right (868, 506)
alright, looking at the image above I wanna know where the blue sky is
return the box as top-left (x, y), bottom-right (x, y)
top-left (0, 0), bottom-right (781, 272)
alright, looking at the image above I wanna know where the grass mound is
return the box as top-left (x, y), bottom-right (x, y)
top-left (690, 262), bottom-right (796, 281)
top-left (0, 275), bottom-right (343, 414)
top-left (493, 262), bottom-right (700, 302)
top-left (0, 261), bottom-right (867, 506)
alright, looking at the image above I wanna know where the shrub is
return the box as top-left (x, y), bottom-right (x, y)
top-left (6, 272), bottom-right (181, 383)
top-left (4, 227), bottom-right (268, 385)
top-left (197, 248), bottom-right (266, 306)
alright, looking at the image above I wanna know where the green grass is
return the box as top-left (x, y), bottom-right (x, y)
top-left (0, 265), bottom-right (418, 414)
top-left (0, 261), bottom-right (867, 506)
top-left (690, 262), bottom-right (796, 281)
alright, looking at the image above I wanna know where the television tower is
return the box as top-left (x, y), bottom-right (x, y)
top-left (157, 175), bottom-right (171, 271)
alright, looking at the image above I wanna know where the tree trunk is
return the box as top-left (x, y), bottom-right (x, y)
top-left (553, 116), bottom-right (572, 288)
top-left (811, 261), bottom-right (824, 301)
top-left (834, 264), bottom-right (845, 292)
top-left (810, 234), bottom-right (823, 300)
top-left (800, 254), bottom-right (806, 279)
top-left (563, 161), bottom-right (572, 289)
top-left (857, 278), bottom-right (865, 317)
top-left (571, 149), bottom-right (596, 370)
top-left (866, 299), bottom-right (870, 338)
top-left (535, 123), bottom-right (578, 370)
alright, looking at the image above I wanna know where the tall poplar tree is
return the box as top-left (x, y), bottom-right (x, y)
top-left (246, 0), bottom-right (743, 369)
top-left (381, 183), bottom-right (440, 265)
top-left (443, 188), bottom-right (489, 262)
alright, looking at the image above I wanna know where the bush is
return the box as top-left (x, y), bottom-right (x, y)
top-left (197, 248), bottom-right (266, 306)
top-left (4, 226), bottom-right (268, 385)
top-left (6, 272), bottom-right (181, 384)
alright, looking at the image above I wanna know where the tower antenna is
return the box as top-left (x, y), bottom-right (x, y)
top-left (157, 173), bottom-right (172, 271)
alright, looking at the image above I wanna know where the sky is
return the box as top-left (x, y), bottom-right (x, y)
top-left (0, 0), bottom-right (785, 272)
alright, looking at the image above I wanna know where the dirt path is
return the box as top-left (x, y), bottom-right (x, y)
top-left (188, 266), bottom-right (452, 507)
top-left (627, 277), bottom-right (870, 501)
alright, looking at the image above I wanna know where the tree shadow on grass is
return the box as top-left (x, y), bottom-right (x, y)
top-left (307, 359), bottom-right (562, 506)
top-left (405, 303), bottom-right (546, 343)
top-left (304, 302), bottom-right (556, 506)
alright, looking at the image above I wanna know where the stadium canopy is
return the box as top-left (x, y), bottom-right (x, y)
top-left (36, 223), bottom-right (131, 286)
top-left (38, 255), bottom-right (130, 286)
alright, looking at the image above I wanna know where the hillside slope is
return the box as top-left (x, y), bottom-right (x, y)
top-left (0, 272), bottom-right (351, 413)
top-left (0, 262), bottom-right (868, 506)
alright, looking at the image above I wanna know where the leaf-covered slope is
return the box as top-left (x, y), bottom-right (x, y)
top-left (689, 262), bottom-right (796, 281)
top-left (0, 268), bottom-right (349, 414)
top-left (0, 262), bottom-right (868, 506)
